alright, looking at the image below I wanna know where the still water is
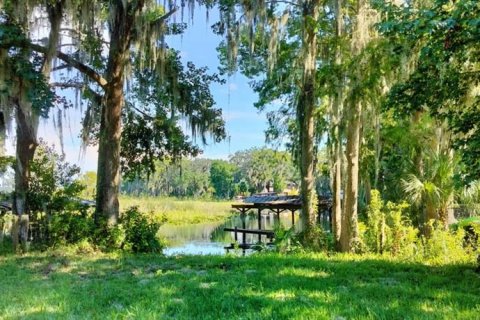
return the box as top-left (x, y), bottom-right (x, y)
top-left (159, 212), bottom-right (298, 256)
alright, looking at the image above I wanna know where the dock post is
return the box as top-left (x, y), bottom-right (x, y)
top-left (241, 209), bottom-right (246, 229)
top-left (258, 208), bottom-right (262, 242)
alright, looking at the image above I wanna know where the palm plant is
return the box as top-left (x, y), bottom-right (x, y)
top-left (402, 151), bottom-right (458, 230)
top-left (458, 180), bottom-right (480, 217)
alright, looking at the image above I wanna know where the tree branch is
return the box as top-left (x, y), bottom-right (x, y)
top-left (52, 64), bottom-right (71, 72)
top-left (150, 7), bottom-right (178, 29)
top-left (60, 28), bottom-right (83, 36)
top-left (83, 86), bottom-right (103, 104)
top-left (29, 43), bottom-right (108, 90)
top-left (128, 104), bottom-right (154, 120)
top-left (50, 82), bottom-right (86, 89)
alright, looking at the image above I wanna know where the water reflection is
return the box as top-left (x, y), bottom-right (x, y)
top-left (159, 212), bottom-right (295, 256)
top-left (159, 210), bottom-right (331, 256)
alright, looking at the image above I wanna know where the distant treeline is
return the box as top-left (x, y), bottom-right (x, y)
top-left (120, 148), bottom-right (299, 199)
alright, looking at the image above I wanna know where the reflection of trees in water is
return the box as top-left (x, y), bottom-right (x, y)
top-left (161, 210), bottom-right (331, 248)
top-left (211, 211), bottom-right (298, 243)
top-left (159, 222), bottom-right (223, 246)
top-left (210, 219), bottom-right (234, 242)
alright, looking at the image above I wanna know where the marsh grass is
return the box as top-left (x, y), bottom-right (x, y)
top-left (0, 251), bottom-right (479, 319)
top-left (119, 196), bottom-right (233, 225)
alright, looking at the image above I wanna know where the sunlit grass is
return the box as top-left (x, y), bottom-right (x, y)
top-left (0, 251), bottom-right (479, 319)
top-left (119, 196), bottom-right (234, 225)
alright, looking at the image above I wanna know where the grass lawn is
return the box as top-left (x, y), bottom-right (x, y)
top-left (119, 196), bottom-right (233, 225)
top-left (0, 251), bottom-right (479, 319)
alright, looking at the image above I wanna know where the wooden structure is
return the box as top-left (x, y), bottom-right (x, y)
top-left (225, 193), bottom-right (302, 252)
top-left (225, 193), bottom-right (333, 252)
top-left (0, 201), bottom-right (12, 215)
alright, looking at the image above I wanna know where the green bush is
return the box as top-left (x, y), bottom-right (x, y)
top-left (364, 190), bottom-right (385, 253)
top-left (385, 201), bottom-right (419, 258)
top-left (91, 217), bottom-right (124, 251)
top-left (28, 143), bottom-right (85, 215)
top-left (0, 213), bottom-right (14, 254)
top-left (121, 206), bottom-right (166, 253)
top-left (297, 225), bottom-right (332, 252)
top-left (22, 143), bottom-right (94, 248)
top-left (48, 205), bottom-right (94, 246)
top-left (273, 224), bottom-right (332, 254)
top-left (421, 221), bottom-right (472, 265)
top-left (363, 190), bottom-right (415, 256)
top-left (453, 217), bottom-right (480, 251)
top-left (272, 225), bottom-right (302, 254)
top-left (362, 190), bottom-right (477, 264)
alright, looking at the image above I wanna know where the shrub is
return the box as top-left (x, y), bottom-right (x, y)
top-left (421, 221), bottom-right (472, 265)
top-left (385, 201), bottom-right (419, 258)
top-left (48, 205), bottom-right (94, 247)
top-left (295, 225), bottom-right (332, 253)
top-left (273, 225), bottom-right (302, 254)
top-left (453, 217), bottom-right (480, 251)
top-left (91, 217), bottom-right (124, 251)
top-left (121, 206), bottom-right (166, 253)
top-left (22, 143), bottom-right (93, 248)
top-left (0, 213), bottom-right (14, 254)
top-left (28, 143), bottom-right (85, 215)
top-left (364, 190), bottom-right (385, 253)
top-left (363, 190), bottom-right (415, 256)
top-left (271, 222), bottom-right (333, 254)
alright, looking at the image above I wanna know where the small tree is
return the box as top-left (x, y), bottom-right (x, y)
top-left (402, 152), bottom-right (458, 232)
top-left (210, 160), bottom-right (236, 199)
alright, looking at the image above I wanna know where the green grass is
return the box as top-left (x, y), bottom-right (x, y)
top-left (119, 196), bottom-right (233, 225)
top-left (0, 251), bottom-right (479, 319)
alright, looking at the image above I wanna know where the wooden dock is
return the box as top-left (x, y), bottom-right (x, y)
top-left (225, 194), bottom-right (302, 253)
top-left (225, 193), bottom-right (332, 253)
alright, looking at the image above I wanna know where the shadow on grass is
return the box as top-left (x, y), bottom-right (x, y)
top-left (0, 253), bottom-right (479, 319)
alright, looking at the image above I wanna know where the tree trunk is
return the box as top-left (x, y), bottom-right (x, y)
top-left (412, 111), bottom-right (424, 177)
top-left (42, 0), bottom-right (65, 76)
top-left (0, 111), bottom-right (5, 156)
top-left (446, 194), bottom-right (456, 226)
top-left (332, 137), bottom-right (342, 247)
top-left (95, 2), bottom-right (140, 226)
top-left (331, 0), bottom-right (344, 250)
top-left (374, 112), bottom-right (381, 189)
top-left (12, 98), bottom-right (38, 251)
top-left (298, 0), bottom-right (320, 234)
top-left (338, 0), bottom-right (375, 252)
top-left (340, 100), bottom-right (362, 252)
top-left (96, 96), bottom-right (122, 226)
top-left (424, 201), bottom-right (437, 236)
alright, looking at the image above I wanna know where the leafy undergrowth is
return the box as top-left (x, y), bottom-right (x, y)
top-left (0, 252), bottom-right (479, 319)
top-left (119, 196), bottom-right (233, 225)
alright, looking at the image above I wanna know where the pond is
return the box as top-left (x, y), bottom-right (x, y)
top-left (159, 211), bottom-right (331, 256)
top-left (159, 212), bottom-right (297, 255)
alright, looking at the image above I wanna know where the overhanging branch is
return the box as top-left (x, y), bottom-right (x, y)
top-left (129, 104), bottom-right (154, 120)
top-left (29, 43), bottom-right (108, 90)
top-left (52, 64), bottom-right (71, 72)
top-left (150, 7), bottom-right (178, 29)
top-left (50, 82), bottom-right (86, 89)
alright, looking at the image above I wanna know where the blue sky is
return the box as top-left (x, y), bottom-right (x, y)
top-left (166, 7), bottom-right (271, 160)
top-left (6, 7), bottom-right (276, 173)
